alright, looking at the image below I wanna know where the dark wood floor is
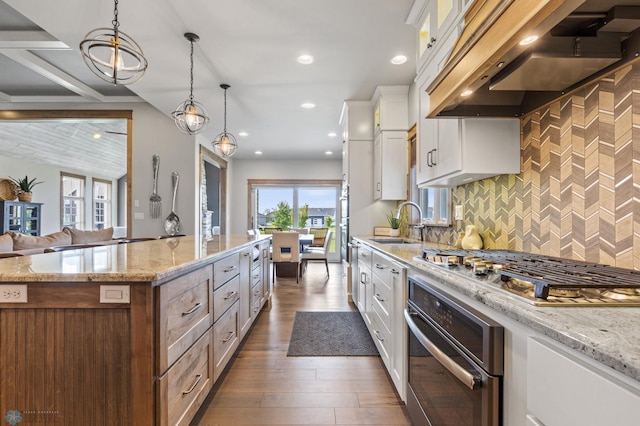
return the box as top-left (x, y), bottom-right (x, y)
top-left (192, 262), bottom-right (412, 425)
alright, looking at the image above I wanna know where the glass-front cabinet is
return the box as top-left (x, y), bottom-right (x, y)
top-left (0, 201), bottom-right (43, 236)
top-left (415, 0), bottom-right (461, 75)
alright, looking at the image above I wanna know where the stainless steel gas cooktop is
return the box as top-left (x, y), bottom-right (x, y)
top-left (417, 249), bottom-right (640, 307)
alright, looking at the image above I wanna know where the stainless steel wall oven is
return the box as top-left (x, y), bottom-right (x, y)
top-left (405, 276), bottom-right (504, 426)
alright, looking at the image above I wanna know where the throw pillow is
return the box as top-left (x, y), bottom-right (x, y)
top-left (62, 227), bottom-right (114, 244)
top-left (10, 231), bottom-right (72, 250)
top-left (0, 232), bottom-right (13, 252)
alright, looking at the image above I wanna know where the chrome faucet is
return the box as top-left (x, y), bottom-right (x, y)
top-left (395, 201), bottom-right (424, 241)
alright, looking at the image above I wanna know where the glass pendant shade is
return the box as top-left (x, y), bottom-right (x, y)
top-left (172, 100), bottom-right (209, 135)
top-left (80, 0), bottom-right (147, 85)
top-left (172, 32), bottom-right (209, 135)
top-left (211, 84), bottom-right (238, 158)
top-left (213, 131), bottom-right (238, 157)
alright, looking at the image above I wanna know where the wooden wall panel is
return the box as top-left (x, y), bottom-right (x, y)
top-left (0, 308), bottom-right (131, 424)
top-left (426, 64), bottom-right (640, 270)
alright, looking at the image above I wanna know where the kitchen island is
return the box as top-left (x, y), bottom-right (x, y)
top-left (353, 236), bottom-right (640, 426)
top-left (0, 234), bottom-right (271, 426)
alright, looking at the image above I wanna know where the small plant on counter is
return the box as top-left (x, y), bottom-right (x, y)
top-left (386, 211), bottom-right (400, 229)
top-left (10, 175), bottom-right (43, 194)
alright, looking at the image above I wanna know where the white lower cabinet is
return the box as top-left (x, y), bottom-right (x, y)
top-left (355, 240), bottom-right (407, 401)
top-left (527, 337), bottom-right (640, 426)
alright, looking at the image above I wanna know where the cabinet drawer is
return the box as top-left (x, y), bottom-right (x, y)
top-left (252, 263), bottom-right (261, 286)
top-left (371, 274), bottom-right (391, 333)
top-left (358, 244), bottom-right (372, 270)
top-left (213, 300), bottom-right (239, 381)
top-left (213, 274), bottom-right (240, 322)
top-left (213, 253), bottom-right (240, 290)
top-left (369, 312), bottom-right (390, 368)
top-left (158, 267), bottom-right (213, 373)
top-left (372, 251), bottom-right (399, 284)
top-left (157, 327), bottom-right (213, 426)
top-left (251, 281), bottom-right (264, 307)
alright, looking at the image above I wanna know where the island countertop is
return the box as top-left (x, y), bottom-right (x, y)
top-left (0, 234), bottom-right (270, 284)
top-left (353, 235), bottom-right (640, 384)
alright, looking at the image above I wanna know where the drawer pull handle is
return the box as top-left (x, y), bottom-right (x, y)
top-left (224, 291), bottom-right (237, 300)
top-left (253, 274), bottom-right (260, 279)
top-left (375, 264), bottom-right (385, 269)
top-left (391, 269), bottom-right (400, 275)
top-left (223, 265), bottom-right (236, 272)
top-left (182, 374), bottom-right (202, 395)
top-left (374, 293), bottom-right (384, 302)
top-left (222, 331), bottom-right (235, 343)
top-left (374, 330), bottom-right (384, 342)
top-left (243, 252), bottom-right (251, 257)
top-left (254, 290), bottom-right (261, 296)
top-left (182, 303), bottom-right (202, 316)
top-left (360, 272), bottom-right (368, 284)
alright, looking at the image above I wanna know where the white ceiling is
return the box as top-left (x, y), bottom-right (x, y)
top-left (0, 0), bottom-right (417, 161)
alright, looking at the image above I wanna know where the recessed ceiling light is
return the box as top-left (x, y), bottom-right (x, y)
top-left (328, 132), bottom-right (337, 137)
top-left (519, 35), bottom-right (538, 46)
top-left (297, 54), bottom-right (314, 65)
top-left (93, 133), bottom-right (101, 139)
top-left (238, 131), bottom-right (249, 137)
top-left (391, 55), bottom-right (407, 65)
top-left (460, 89), bottom-right (473, 97)
top-left (325, 151), bottom-right (333, 155)
top-left (301, 102), bottom-right (316, 109)
top-left (255, 150), bottom-right (262, 155)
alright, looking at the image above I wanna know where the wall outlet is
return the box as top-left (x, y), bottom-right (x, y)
top-left (454, 204), bottom-right (464, 221)
top-left (134, 212), bottom-right (144, 220)
top-left (0, 284), bottom-right (28, 303)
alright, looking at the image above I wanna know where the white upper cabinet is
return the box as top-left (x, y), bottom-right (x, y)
top-left (372, 86), bottom-right (410, 133)
top-left (374, 131), bottom-right (408, 200)
top-left (371, 87), bottom-right (409, 200)
top-left (417, 116), bottom-right (520, 188)
top-left (408, 0), bottom-right (465, 77)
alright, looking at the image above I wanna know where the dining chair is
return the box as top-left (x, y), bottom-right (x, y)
top-left (299, 229), bottom-right (332, 278)
top-left (271, 231), bottom-right (301, 283)
top-left (309, 227), bottom-right (328, 247)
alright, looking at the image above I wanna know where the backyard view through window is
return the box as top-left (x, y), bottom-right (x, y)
top-left (250, 183), bottom-right (340, 261)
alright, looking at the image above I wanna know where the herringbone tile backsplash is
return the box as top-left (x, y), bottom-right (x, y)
top-left (426, 63), bottom-right (640, 270)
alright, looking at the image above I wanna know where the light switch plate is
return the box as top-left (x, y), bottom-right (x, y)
top-left (100, 285), bottom-right (130, 304)
top-left (455, 205), bottom-right (463, 220)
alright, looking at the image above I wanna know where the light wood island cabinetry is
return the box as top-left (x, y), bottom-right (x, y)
top-left (0, 235), bottom-right (271, 426)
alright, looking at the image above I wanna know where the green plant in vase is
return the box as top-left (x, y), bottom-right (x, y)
top-left (386, 211), bottom-right (401, 236)
top-left (10, 175), bottom-right (43, 202)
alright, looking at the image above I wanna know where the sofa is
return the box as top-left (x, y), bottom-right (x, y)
top-left (0, 227), bottom-right (119, 256)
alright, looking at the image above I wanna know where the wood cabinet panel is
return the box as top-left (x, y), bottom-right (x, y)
top-left (157, 266), bottom-right (213, 373)
top-left (0, 308), bottom-right (131, 424)
top-left (213, 252), bottom-right (240, 289)
top-left (157, 328), bottom-right (213, 426)
top-left (213, 301), bottom-right (239, 381)
top-left (213, 274), bottom-right (240, 322)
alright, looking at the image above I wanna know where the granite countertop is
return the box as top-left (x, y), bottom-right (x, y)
top-left (354, 235), bottom-right (640, 383)
top-left (0, 234), bottom-right (270, 284)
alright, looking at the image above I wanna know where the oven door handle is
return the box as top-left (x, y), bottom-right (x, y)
top-left (404, 309), bottom-right (480, 390)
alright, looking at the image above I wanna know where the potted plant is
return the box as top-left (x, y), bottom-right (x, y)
top-left (387, 211), bottom-right (401, 237)
top-left (10, 175), bottom-right (43, 202)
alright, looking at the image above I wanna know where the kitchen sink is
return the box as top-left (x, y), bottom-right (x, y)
top-left (369, 238), bottom-right (421, 244)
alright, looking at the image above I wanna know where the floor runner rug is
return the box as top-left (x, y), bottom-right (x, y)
top-left (287, 311), bottom-right (379, 356)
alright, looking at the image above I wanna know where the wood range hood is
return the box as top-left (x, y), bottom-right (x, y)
top-left (428, 0), bottom-right (640, 118)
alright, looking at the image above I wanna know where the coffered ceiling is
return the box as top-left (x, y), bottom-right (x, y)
top-left (0, 0), bottom-right (417, 161)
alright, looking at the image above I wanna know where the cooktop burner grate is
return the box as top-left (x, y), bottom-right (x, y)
top-left (421, 249), bottom-right (640, 301)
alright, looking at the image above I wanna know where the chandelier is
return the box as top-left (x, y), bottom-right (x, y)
top-left (171, 33), bottom-right (210, 135)
top-left (212, 84), bottom-right (238, 158)
top-left (80, 0), bottom-right (147, 85)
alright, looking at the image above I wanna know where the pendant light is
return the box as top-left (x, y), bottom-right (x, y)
top-left (80, 0), bottom-right (147, 85)
top-left (171, 32), bottom-right (210, 135)
top-left (212, 84), bottom-right (238, 158)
